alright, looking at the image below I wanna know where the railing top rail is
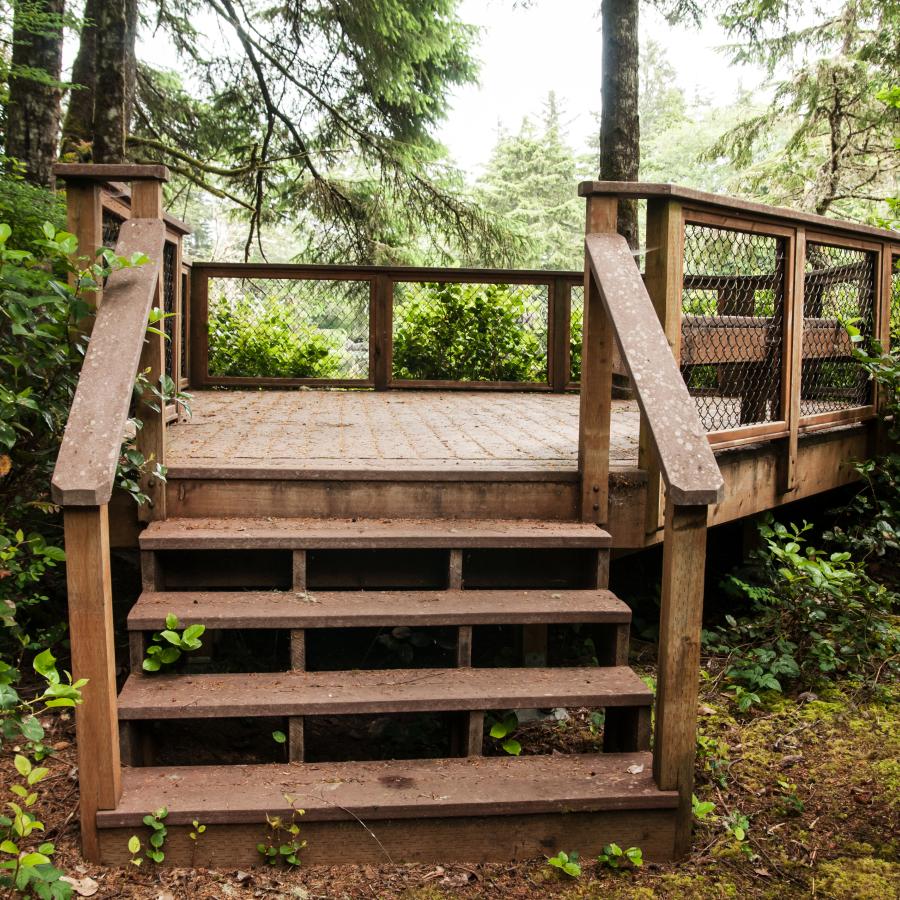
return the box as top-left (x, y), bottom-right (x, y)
top-left (51, 218), bottom-right (167, 506)
top-left (586, 232), bottom-right (724, 506)
top-left (579, 181), bottom-right (900, 244)
top-left (192, 261), bottom-right (583, 281)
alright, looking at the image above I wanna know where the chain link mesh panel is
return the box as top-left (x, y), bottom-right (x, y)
top-left (101, 209), bottom-right (122, 250)
top-left (890, 256), bottom-right (900, 351)
top-left (569, 284), bottom-right (584, 383)
top-left (680, 224), bottom-right (786, 432)
top-left (163, 242), bottom-right (176, 381)
top-left (391, 281), bottom-right (549, 383)
top-left (800, 243), bottom-right (875, 415)
top-left (207, 277), bottom-right (370, 379)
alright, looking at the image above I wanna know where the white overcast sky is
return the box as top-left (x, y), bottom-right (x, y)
top-left (436, 0), bottom-right (764, 174)
top-left (115, 0), bottom-right (765, 179)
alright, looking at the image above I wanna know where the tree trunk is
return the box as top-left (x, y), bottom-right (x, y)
top-left (5, 0), bottom-right (65, 186)
top-left (599, 0), bottom-right (640, 248)
top-left (61, 0), bottom-right (98, 158)
top-left (92, 0), bottom-right (135, 162)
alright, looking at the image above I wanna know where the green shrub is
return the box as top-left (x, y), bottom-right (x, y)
top-left (706, 515), bottom-right (899, 710)
top-left (392, 282), bottom-right (545, 382)
top-left (570, 303), bottom-right (582, 382)
top-left (0, 176), bottom-right (65, 252)
top-left (208, 295), bottom-right (341, 378)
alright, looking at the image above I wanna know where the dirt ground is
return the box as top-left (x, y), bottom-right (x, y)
top-left (4, 666), bottom-right (897, 900)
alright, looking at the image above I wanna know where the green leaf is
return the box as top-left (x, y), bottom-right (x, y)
top-left (14, 754), bottom-right (32, 776)
top-left (32, 648), bottom-right (56, 678)
top-left (20, 716), bottom-right (44, 742)
top-left (0, 839), bottom-right (18, 854)
top-left (142, 657), bottom-right (161, 672)
top-left (272, 730), bottom-right (286, 744)
top-left (182, 624), bottom-right (205, 643)
top-left (127, 835), bottom-right (141, 854)
top-left (165, 613), bottom-right (179, 630)
top-left (501, 738), bottom-right (521, 756)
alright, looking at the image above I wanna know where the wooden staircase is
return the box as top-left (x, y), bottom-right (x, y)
top-left (94, 516), bottom-right (681, 865)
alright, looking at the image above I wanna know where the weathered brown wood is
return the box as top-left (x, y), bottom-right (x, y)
top-left (290, 630), bottom-right (306, 670)
top-left (653, 503), bottom-right (708, 857)
top-left (97, 752), bottom-right (674, 826)
top-left (292, 550), bottom-right (307, 590)
top-left (97, 808), bottom-right (677, 866)
top-left (189, 265), bottom-right (209, 387)
top-left (51, 219), bottom-right (167, 506)
top-left (128, 632), bottom-right (144, 672)
top-left (579, 195), bottom-right (618, 524)
top-left (117, 666), bottom-right (653, 719)
top-left (781, 228), bottom-right (805, 493)
top-left (64, 182), bottom-right (103, 310)
top-left (139, 517), bottom-right (611, 551)
top-left (64, 506), bottom-right (121, 862)
top-left (642, 199), bottom-right (683, 533)
top-left (373, 273), bottom-right (392, 389)
top-left (140, 550), bottom-right (160, 591)
top-left (128, 588), bottom-right (632, 630)
top-left (578, 181), bottom-right (898, 243)
top-left (585, 233), bottom-right (724, 506)
top-left (549, 276), bottom-right (571, 392)
top-left (54, 162), bottom-right (171, 182)
top-left (288, 717), bottom-right (304, 763)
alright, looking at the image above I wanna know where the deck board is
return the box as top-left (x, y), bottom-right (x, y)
top-left (168, 390), bottom-right (641, 474)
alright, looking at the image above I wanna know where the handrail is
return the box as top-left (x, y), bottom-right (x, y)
top-left (585, 232), bottom-right (724, 506)
top-left (579, 180), bottom-right (899, 243)
top-left (51, 218), bottom-right (166, 506)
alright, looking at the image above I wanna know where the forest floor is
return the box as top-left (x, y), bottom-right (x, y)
top-left (5, 666), bottom-right (897, 900)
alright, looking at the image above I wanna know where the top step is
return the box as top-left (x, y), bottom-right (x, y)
top-left (139, 517), bottom-right (611, 551)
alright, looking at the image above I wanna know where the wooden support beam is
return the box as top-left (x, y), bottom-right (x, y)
top-left (780, 228), bottom-right (805, 494)
top-left (189, 266), bottom-right (209, 388)
top-left (289, 550), bottom-right (307, 761)
top-left (64, 506), bottom-right (121, 862)
top-left (447, 549), bottom-right (482, 756)
top-left (372, 273), bottom-right (393, 390)
top-left (642, 200), bottom-right (684, 533)
top-left (578, 195), bottom-right (618, 524)
top-left (653, 503), bottom-right (708, 858)
top-left (549, 276), bottom-right (571, 392)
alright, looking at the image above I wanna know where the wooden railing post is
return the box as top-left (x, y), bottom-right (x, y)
top-left (64, 505), bottom-right (120, 862)
top-left (132, 177), bottom-right (168, 521)
top-left (372, 273), bottom-right (393, 390)
top-left (189, 264), bottom-right (209, 388)
top-left (642, 199), bottom-right (684, 532)
top-left (578, 195), bottom-right (618, 524)
top-left (653, 501), bottom-right (708, 857)
top-left (549, 276), bottom-right (571, 392)
top-left (781, 227), bottom-right (805, 493)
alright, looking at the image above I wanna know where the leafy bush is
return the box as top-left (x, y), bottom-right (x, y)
top-left (0, 177), bottom-right (65, 254)
top-left (706, 516), bottom-right (899, 709)
top-left (208, 295), bottom-right (341, 378)
top-left (392, 282), bottom-right (545, 381)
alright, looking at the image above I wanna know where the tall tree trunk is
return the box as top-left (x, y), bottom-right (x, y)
top-left (61, 0), bottom-right (98, 158)
top-left (599, 0), bottom-right (640, 248)
top-left (92, 0), bottom-right (135, 162)
top-left (5, 0), bottom-right (65, 186)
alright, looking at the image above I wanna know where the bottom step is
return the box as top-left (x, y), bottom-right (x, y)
top-left (96, 753), bottom-right (677, 865)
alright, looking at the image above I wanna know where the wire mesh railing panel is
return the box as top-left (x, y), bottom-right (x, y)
top-left (569, 284), bottom-right (584, 383)
top-left (207, 277), bottom-right (371, 380)
top-left (101, 209), bottom-right (122, 250)
top-left (163, 242), bottom-right (176, 381)
top-left (891, 256), bottom-right (900, 351)
top-left (391, 281), bottom-right (549, 383)
top-left (800, 243), bottom-right (875, 416)
top-left (680, 223), bottom-right (787, 432)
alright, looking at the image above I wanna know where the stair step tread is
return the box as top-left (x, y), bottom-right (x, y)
top-left (118, 666), bottom-right (651, 719)
top-left (139, 517), bottom-right (611, 550)
top-left (97, 752), bottom-right (674, 827)
top-left (128, 588), bottom-right (631, 630)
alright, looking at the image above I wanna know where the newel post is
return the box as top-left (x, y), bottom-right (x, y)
top-left (654, 501), bottom-right (709, 857)
top-left (577, 190), bottom-right (618, 524)
top-left (642, 199), bottom-right (684, 533)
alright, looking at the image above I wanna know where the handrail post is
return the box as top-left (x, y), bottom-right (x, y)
top-left (653, 500), bottom-right (708, 857)
top-left (642, 199), bottom-right (684, 532)
top-left (781, 227), bottom-right (805, 493)
top-left (549, 276), bottom-right (570, 392)
top-left (578, 195), bottom-right (618, 524)
top-left (64, 505), bottom-right (120, 862)
top-left (132, 177), bottom-right (169, 521)
top-left (372, 272), bottom-right (393, 390)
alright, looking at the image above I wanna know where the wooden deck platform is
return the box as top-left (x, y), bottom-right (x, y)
top-left (168, 390), bottom-right (641, 474)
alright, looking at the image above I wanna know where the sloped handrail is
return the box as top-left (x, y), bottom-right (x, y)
top-left (585, 232), bottom-right (724, 506)
top-left (51, 218), bottom-right (166, 506)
